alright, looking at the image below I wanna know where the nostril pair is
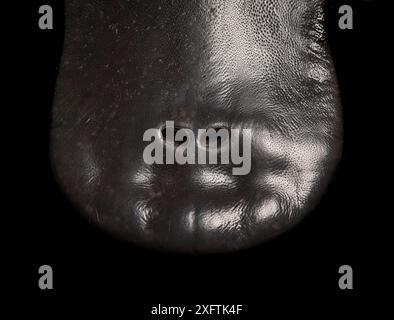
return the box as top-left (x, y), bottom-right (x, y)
top-left (159, 122), bottom-right (229, 151)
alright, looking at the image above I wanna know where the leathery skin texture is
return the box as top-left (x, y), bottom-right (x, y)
top-left (51, 0), bottom-right (342, 253)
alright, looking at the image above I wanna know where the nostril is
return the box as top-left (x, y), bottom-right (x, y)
top-left (159, 123), bottom-right (189, 146)
top-left (197, 126), bottom-right (230, 151)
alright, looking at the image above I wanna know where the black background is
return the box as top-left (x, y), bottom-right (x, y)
top-left (10, 0), bottom-right (388, 317)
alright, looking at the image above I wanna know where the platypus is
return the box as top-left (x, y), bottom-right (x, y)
top-left (51, 0), bottom-right (342, 253)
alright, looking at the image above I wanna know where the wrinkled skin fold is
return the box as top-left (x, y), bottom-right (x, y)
top-left (51, 0), bottom-right (342, 253)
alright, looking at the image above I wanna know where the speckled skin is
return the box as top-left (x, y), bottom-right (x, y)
top-left (51, 0), bottom-right (342, 253)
